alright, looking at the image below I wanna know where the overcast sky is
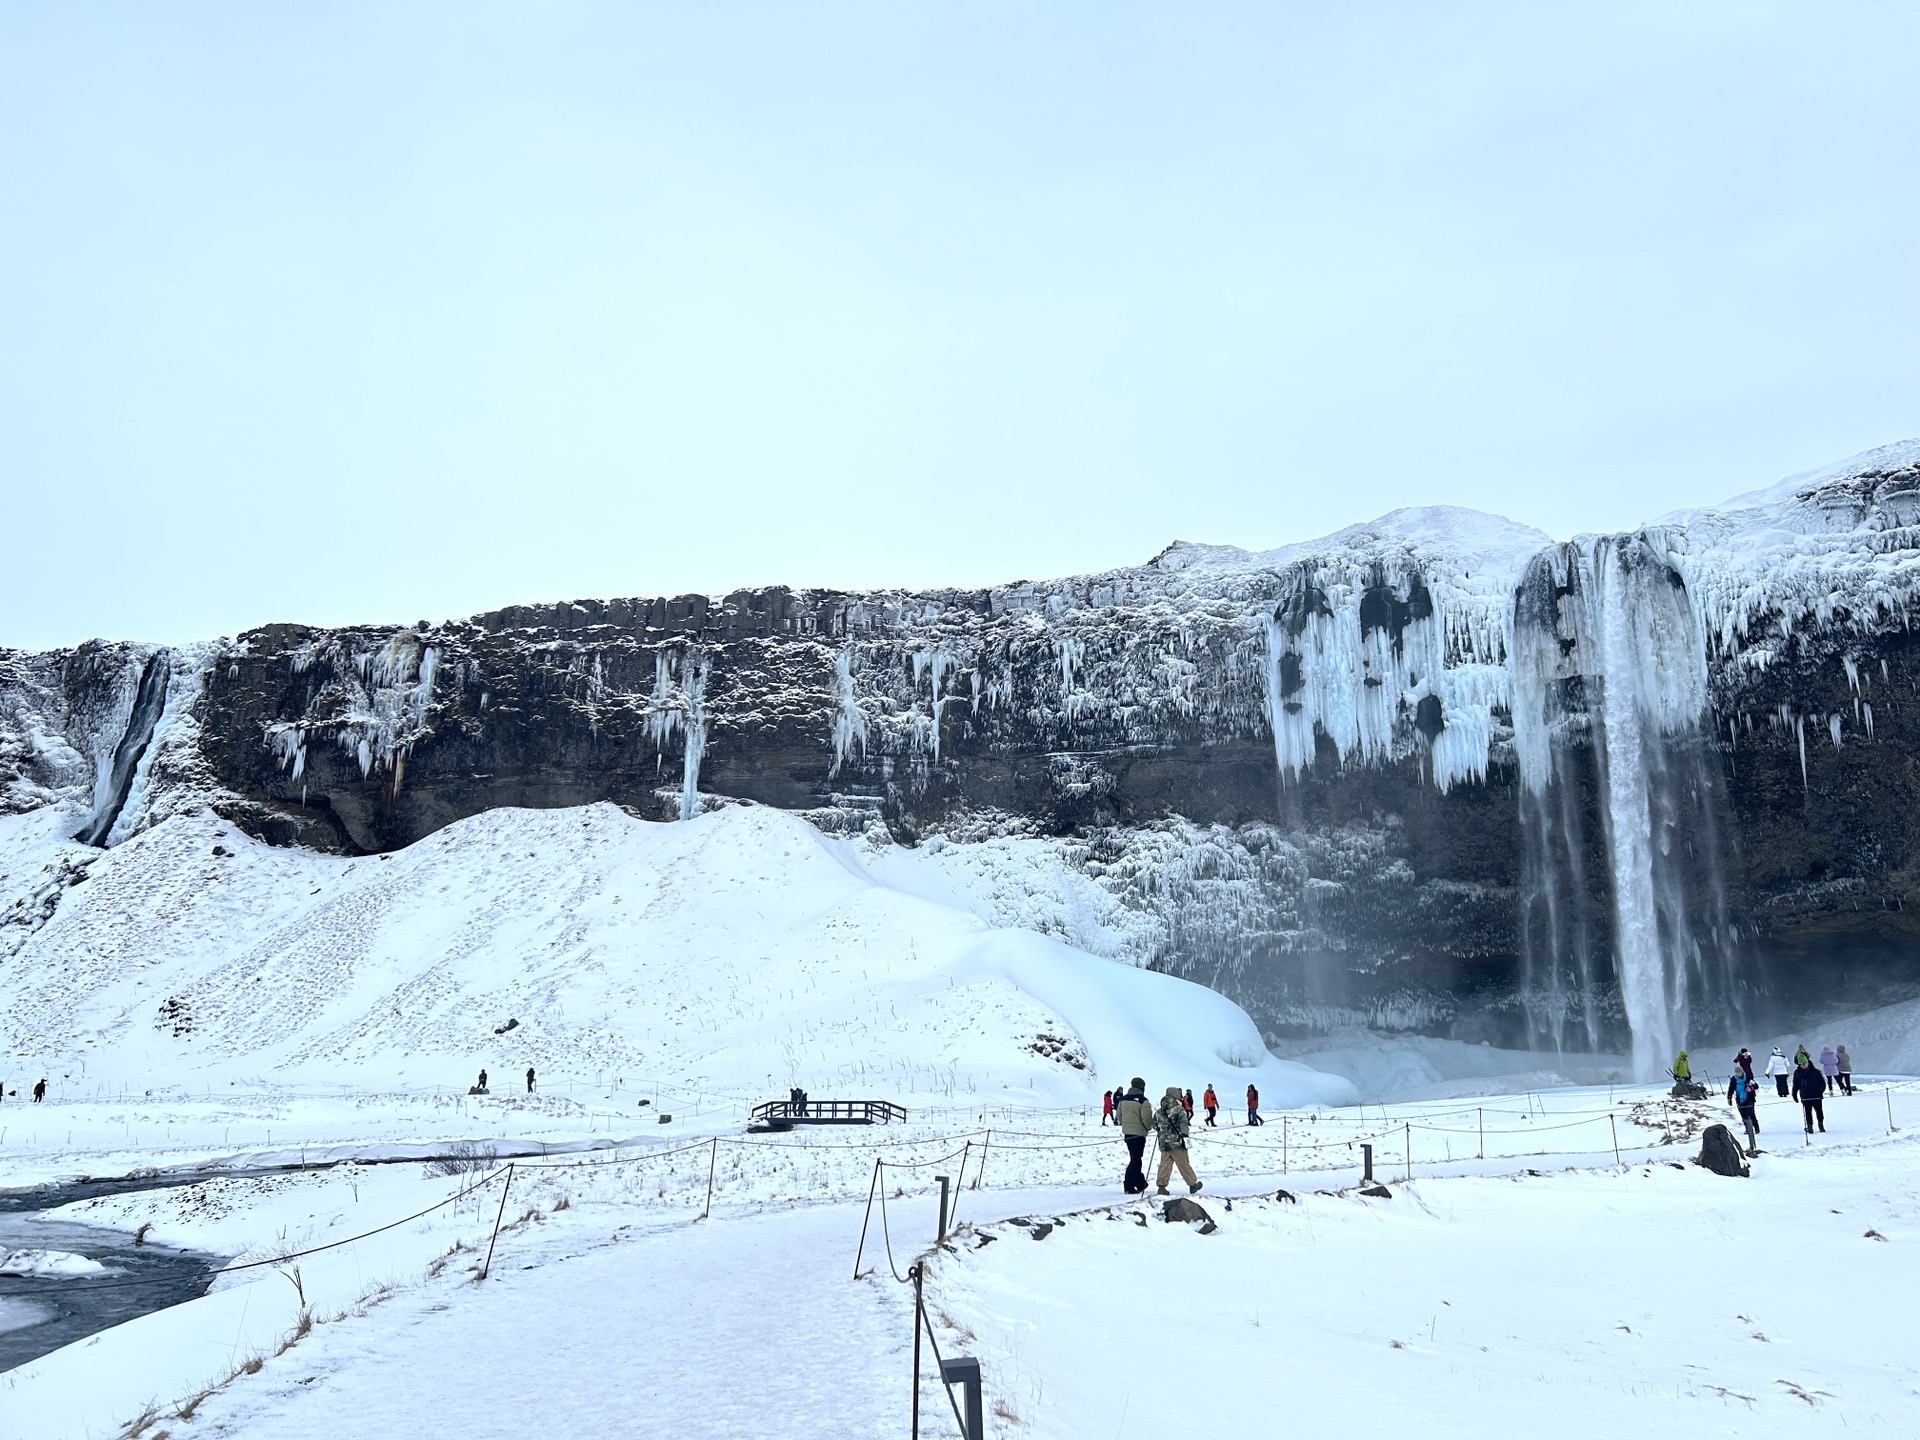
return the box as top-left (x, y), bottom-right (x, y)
top-left (3, 3), bottom-right (1917, 649)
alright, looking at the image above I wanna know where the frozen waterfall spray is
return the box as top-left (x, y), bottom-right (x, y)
top-left (1510, 535), bottom-right (1743, 1078)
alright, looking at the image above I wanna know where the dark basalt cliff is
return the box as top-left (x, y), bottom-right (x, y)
top-left (9, 443), bottom-right (1920, 1055)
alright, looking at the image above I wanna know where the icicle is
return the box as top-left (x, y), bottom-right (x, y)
top-left (1829, 714), bottom-right (1843, 748)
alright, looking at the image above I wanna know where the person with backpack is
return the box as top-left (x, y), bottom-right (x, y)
top-left (1115, 1078), bottom-right (1154, 1194)
top-left (1245, 1083), bottom-right (1262, 1126)
top-left (1726, 1065), bottom-right (1760, 1152)
top-left (1153, 1085), bottom-right (1202, 1196)
top-left (1766, 1047), bottom-right (1792, 1097)
top-left (1101, 1089), bottom-right (1115, 1126)
top-left (1836, 1045), bottom-right (1855, 1095)
top-left (1202, 1084), bottom-right (1219, 1127)
top-left (1792, 1054), bottom-right (1827, 1134)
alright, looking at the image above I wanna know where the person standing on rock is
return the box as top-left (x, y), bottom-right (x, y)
top-left (526, 1067), bottom-right (536, 1095)
top-left (1672, 1050), bottom-right (1691, 1082)
top-left (1819, 1046), bottom-right (1840, 1094)
top-left (1153, 1085), bottom-right (1202, 1196)
top-left (1101, 1089), bottom-right (1114, 1126)
top-left (1836, 1045), bottom-right (1854, 1095)
top-left (1766, 1047), bottom-right (1792, 1097)
top-left (1202, 1084), bottom-right (1219, 1127)
top-left (1245, 1083), bottom-right (1262, 1126)
top-left (1792, 1054), bottom-right (1827, 1134)
top-left (1115, 1078), bottom-right (1154, 1195)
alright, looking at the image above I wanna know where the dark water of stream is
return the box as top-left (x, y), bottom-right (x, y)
top-left (0, 1181), bottom-right (224, 1373)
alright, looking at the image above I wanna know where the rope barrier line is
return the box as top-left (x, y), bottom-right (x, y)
top-left (12, 1164), bottom-right (516, 1296)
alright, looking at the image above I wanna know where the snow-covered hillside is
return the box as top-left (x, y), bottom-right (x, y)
top-left (0, 800), bottom-right (1353, 1111)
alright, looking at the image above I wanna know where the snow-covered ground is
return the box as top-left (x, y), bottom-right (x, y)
top-left (2, 1078), bottom-right (1915, 1439)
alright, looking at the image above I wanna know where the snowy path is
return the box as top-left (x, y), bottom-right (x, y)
top-left (169, 1201), bottom-right (927, 1440)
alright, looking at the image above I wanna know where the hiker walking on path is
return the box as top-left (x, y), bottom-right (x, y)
top-left (1202, 1085), bottom-right (1219, 1127)
top-left (1101, 1089), bottom-right (1114, 1126)
top-left (1792, 1054), bottom-right (1828, 1134)
top-left (1245, 1083), bottom-right (1262, 1126)
top-left (1836, 1045), bottom-right (1855, 1095)
top-left (1727, 1066), bottom-right (1761, 1151)
top-left (1182, 1089), bottom-right (1194, 1119)
top-left (526, 1067), bottom-right (536, 1095)
top-left (32, 1078), bottom-right (46, 1103)
top-left (1820, 1046), bottom-right (1840, 1093)
top-left (1116, 1078), bottom-right (1154, 1195)
top-left (1794, 1044), bottom-right (1812, 1069)
top-left (1154, 1085), bottom-right (1202, 1196)
top-left (1767, 1047), bottom-right (1792, 1097)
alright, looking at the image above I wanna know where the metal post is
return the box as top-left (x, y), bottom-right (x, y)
top-left (1360, 1143), bottom-right (1373, 1185)
top-left (935, 1175), bottom-right (951, 1241)
top-left (1890, 1088), bottom-right (1898, 1134)
top-left (973, 1130), bottom-right (989, 1189)
top-left (702, 1137), bottom-right (717, 1220)
top-left (1281, 1115), bottom-right (1288, 1173)
top-left (1404, 1122), bottom-right (1411, 1182)
top-left (910, 1263), bottom-right (924, 1440)
top-left (1478, 1108), bottom-right (1484, 1160)
top-left (852, 1158), bottom-right (881, 1279)
top-left (941, 1356), bottom-right (984, 1440)
top-left (1610, 1114), bottom-right (1621, 1167)
top-left (481, 1163), bottom-right (515, 1280)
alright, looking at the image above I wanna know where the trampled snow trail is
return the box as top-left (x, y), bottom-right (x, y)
top-left (181, 1204), bottom-right (914, 1440)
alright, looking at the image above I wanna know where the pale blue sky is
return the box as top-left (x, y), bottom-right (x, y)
top-left (3, 3), bottom-right (1916, 649)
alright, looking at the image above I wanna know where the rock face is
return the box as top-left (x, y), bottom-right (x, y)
top-left (10, 442), bottom-right (1920, 1067)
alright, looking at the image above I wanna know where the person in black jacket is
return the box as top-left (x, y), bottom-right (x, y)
top-left (1791, 1055), bottom-right (1827, 1134)
top-left (1114, 1078), bottom-right (1154, 1194)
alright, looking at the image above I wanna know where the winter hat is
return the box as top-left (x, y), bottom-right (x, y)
top-left (1164, 1086), bottom-right (1183, 1101)
top-left (1772, 1047), bottom-right (1784, 1054)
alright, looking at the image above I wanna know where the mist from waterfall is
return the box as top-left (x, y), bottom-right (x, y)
top-left (1510, 534), bottom-right (1744, 1079)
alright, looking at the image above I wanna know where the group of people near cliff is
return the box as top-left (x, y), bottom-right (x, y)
top-left (1098, 1080), bottom-right (1266, 1195)
top-left (1674, 1042), bottom-right (1857, 1140)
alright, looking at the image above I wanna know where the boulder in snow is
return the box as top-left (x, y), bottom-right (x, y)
top-left (1698, 1124), bottom-right (1750, 1177)
top-left (1160, 1198), bottom-right (1216, 1232)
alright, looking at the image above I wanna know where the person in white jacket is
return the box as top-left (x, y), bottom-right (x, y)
top-left (1766, 1046), bottom-right (1792, 1097)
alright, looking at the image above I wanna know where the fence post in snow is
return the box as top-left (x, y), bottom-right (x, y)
top-left (1281, 1116), bottom-right (1287, 1173)
top-left (910, 1263), bottom-right (924, 1440)
top-left (1610, 1114), bottom-right (1621, 1167)
top-left (1360, 1143), bottom-right (1374, 1185)
top-left (1890, 1088), bottom-right (1898, 1134)
top-left (702, 1137), bottom-right (717, 1220)
top-left (481, 1163), bottom-right (515, 1280)
top-left (1404, 1122), bottom-right (1411, 1182)
top-left (1478, 1109), bottom-right (1484, 1160)
top-left (852, 1158), bottom-right (882, 1279)
top-left (935, 1175), bottom-right (951, 1242)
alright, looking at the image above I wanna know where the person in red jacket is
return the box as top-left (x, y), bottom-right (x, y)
top-left (1202, 1085), bottom-right (1219, 1126)
top-left (1182, 1089), bottom-right (1195, 1118)
top-left (1245, 1083), bottom-right (1263, 1126)
top-left (1100, 1089), bottom-right (1114, 1126)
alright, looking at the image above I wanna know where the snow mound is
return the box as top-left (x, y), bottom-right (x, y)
top-left (0, 1249), bottom-right (111, 1279)
top-left (0, 802), bottom-right (1355, 1109)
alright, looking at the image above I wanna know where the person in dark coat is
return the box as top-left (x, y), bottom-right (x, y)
top-left (1734, 1048), bottom-right (1755, 1083)
top-left (1836, 1045), bottom-right (1854, 1095)
top-left (1791, 1055), bottom-right (1827, 1134)
top-left (525, 1067), bottom-right (536, 1094)
top-left (1115, 1078), bottom-right (1154, 1194)
top-left (32, 1078), bottom-right (47, 1103)
top-left (477, 1069), bottom-right (489, 1093)
top-left (1726, 1065), bottom-right (1760, 1148)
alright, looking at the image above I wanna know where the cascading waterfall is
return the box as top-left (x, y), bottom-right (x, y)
top-left (76, 650), bottom-right (172, 848)
top-left (1510, 534), bottom-right (1744, 1078)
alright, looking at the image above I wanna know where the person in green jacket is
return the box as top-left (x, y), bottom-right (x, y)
top-left (1153, 1085), bottom-right (1202, 1196)
top-left (1672, 1050), bottom-right (1692, 1081)
top-left (1115, 1078), bottom-right (1155, 1195)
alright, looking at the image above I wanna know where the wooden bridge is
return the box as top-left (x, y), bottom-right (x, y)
top-left (747, 1099), bottom-right (907, 1132)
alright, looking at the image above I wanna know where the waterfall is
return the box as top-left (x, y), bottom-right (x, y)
top-left (1510, 535), bottom-right (1743, 1078)
top-left (76, 650), bottom-right (172, 847)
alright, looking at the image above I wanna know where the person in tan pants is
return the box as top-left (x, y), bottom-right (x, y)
top-left (1153, 1085), bottom-right (1202, 1194)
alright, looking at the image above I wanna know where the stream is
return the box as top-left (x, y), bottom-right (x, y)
top-left (0, 1179), bottom-right (224, 1373)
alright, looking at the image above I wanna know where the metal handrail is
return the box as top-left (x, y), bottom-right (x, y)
top-left (749, 1098), bottom-right (908, 1125)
